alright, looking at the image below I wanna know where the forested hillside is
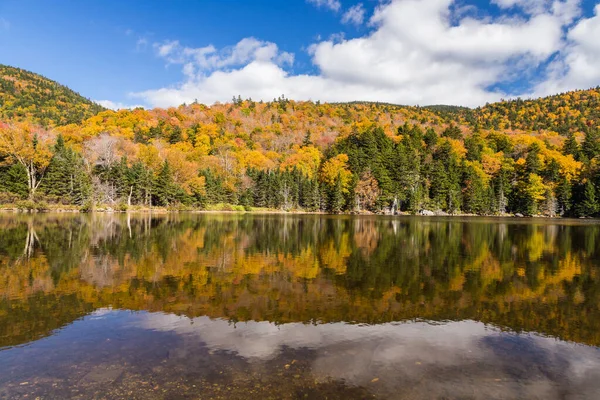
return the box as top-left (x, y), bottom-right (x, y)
top-left (1, 66), bottom-right (599, 217)
top-left (437, 87), bottom-right (600, 133)
top-left (0, 65), bottom-right (105, 127)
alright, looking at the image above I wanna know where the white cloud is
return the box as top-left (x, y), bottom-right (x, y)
top-left (342, 3), bottom-right (366, 25)
top-left (307, 0), bottom-right (342, 12)
top-left (135, 37), bottom-right (148, 52)
top-left (95, 100), bottom-right (145, 110)
top-left (152, 37), bottom-right (294, 71)
top-left (131, 0), bottom-right (597, 108)
top-left (531, 3), bottom-right (600, 97)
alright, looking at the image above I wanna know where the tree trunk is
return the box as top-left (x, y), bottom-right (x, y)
top-left (128, 186), bottom-right (133, 206)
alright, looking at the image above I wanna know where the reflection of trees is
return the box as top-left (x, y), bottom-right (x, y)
top-left (0, 214), bottom-right (599, 348)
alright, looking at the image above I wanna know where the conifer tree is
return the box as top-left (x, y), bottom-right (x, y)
top-left (153, 161), bottom-right (176, 206)
top-left (577, 180), bottom-right (598, 217)
top-left (563, 132), bottom-right (580, 159)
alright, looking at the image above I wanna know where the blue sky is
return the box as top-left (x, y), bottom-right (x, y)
top-left (1, 0), bottom-right (600, 108)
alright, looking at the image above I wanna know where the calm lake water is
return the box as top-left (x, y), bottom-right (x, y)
top-left (1, 213), bottom-right (600, 399)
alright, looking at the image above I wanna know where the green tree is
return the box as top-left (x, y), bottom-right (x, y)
top-left (563, 132), bottom-right (580, 159)
top-left (39, 134), bottom-right (91, 204)
top-left (582, 129), bottom-right (600, 160)
top-left (153, 161), bottom-right (176, 206)
top-left (327, 173), bottom-right (345, 213)
top-left (577, 180), bottom-right (598, 217)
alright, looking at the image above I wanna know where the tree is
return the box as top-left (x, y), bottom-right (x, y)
top-left (582, 129), bottom-right (600, 160)
top-left (563, 132), bottom-right (580, 159)
top-left (0, 122), bottom-right (54, 199)
top-left (424, 128), bottom-right (437, 149)
top-left (320, 154), bottom-right (352, 193)
top-left (577, 180), bottom-right (598, 217)
top-left (524, 173), bottom-right (547, 215)
top-left (441, 124), bottom-right (462, 140)
top-left (355, 170), bottom-right (379, 212)
top-left (153, 161), bottom-right (177, 206)
top-left (327, 173), bottom-right (345, 213)
top-left (462, 162), bottom-right (488, 214)
top-left (525, 142), bottom-right (541, 174)
top-left (556, 175), bottom-right (572, 216)
top-left (40, 134), bottom-right (91, 204)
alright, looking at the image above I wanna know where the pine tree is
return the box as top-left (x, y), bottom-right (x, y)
top-left (462, 165), bottom-right (487, 214)
top-left (302, 130), bottom-right (312, 147)
top-left (563, 132), bottom-right (580, 159)
top-left (169, 126), bottom-right (183, 144)
top-left (577, 180), bottom-right (598, 217)
top-left (153, 161), bottom-right (176, 206)
top-left (423, 128), bottom-right (437, 149)
top-left (525, 143), bottom-right (541, 174)
top-left (40, 134), bottom-right (91, 204)
top-left (556, 175), bottom-right (572, 216)
top-left (582, 129), bottom-right (600, 160)
top-left (327, 174), bottom-right (345, 213)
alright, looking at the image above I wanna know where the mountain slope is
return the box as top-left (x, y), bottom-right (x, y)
top-left (0, 64), bottom-right (105, 127)
top-left (435, 88), bottom-right (600, 134)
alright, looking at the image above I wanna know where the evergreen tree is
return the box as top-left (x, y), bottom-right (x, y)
top-left (327, 174), bottom-right (345, 213)
top-left (563, 132), bottom-right (580, 159)
top-left (153, 161), bottom-right (176, 206)
top-left (556, 175), bottom-right (572, 216)
top-left (169, 126), bottom-right (183, 144)
top-left (525, 143), bottom-right (541, 174)
top-left (582, 129), bottom-right (600, 160)
top-left (577, 180), bottom-right (598, 217)
top-left (423, 128), bottom-right (438, 149)
top-left (462, 165), bottom-right (487, 214)
top-left (39, 134), bottom-right (91, 204)
top-left (465, 133), bottom-right (485, 162)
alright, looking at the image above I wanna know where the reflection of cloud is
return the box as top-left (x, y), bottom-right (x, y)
top-left (136, 313), bottom-right (600, 398)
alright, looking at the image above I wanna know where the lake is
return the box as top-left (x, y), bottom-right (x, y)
top-left (0, 213), bottom-right (599, 399)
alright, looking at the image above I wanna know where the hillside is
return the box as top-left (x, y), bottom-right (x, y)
top-left (433, 88), bottom-right (600, 134)
top-left (0, 66), bottom-right (599, 218)
top-left (0, 65), bottom-right (105, 127)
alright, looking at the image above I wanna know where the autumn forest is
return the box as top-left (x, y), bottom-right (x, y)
top-left (1, 64), bottom-right (600, 217)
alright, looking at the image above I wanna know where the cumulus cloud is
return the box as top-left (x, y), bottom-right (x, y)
top-left (130, 0), bottom-right (598, 108)
top-left (95, 100), bottom-right (145, 110)
top-left (152, 37), bottom-right (294, 71)
top-left (307, 0), bottom-right (342, 12)
top-left (532, 3), bottom-right (600, 96)
top-left (493, 0), bottom-right (581, 21)
top-left (342, 3), bottom-right (366, 25)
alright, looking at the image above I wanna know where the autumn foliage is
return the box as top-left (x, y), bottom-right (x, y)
top-left (1, 67), bottom-right (600, 216)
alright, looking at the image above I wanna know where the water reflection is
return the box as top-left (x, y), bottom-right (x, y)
top-left (0, 213), bottom-right (600, 398)
top-left (2, 309), bottom-right (600, 399)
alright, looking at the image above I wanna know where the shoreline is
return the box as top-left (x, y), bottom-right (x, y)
top-left (0, 205), bottom-right (597, 220)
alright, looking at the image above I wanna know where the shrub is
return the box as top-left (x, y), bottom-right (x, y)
top-left (16, 200), bottom-right (37, 211)
top-left (0, 191), bottom-right (21, 205)
top-left (15, 200), bottom-right (48, 211)
top-left (80, 200), bottom-right (94, 213)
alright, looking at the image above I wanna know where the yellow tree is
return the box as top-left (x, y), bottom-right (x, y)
top-left (280, 145), bottom-right (322, 178)
top-left (319, 153), bottom-right (352, 192)
top-left (0, 122), bottom-right (54, 199)
top-left (525, 173), bottom-right (548, 215)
